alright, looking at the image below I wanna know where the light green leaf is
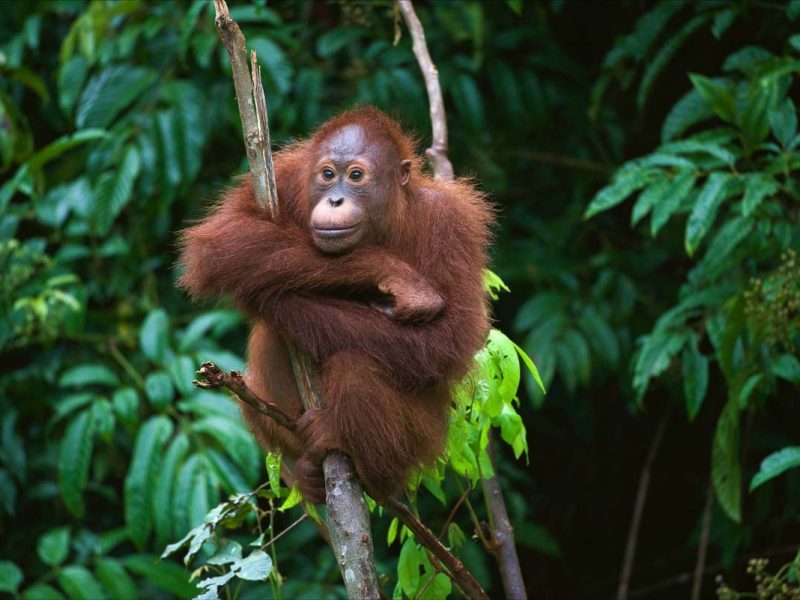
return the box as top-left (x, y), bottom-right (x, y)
top-left (387, 517), bottom-right (399, 545)
top-left (112, 388), bottom-right (139, 424)
top-left (685, 172), bottom-right (732, 256)
top-left (37, 527), bottom-right (70, 566)
top-left (0, 561), bottom-right (23, 593)
top-left (140, 308), bottom-right (169, 363)
top-left (712, 400), bottom-right (741, 523)
top-left (58, 410), bottom-right (95, 517)
top-left (750, 447), bottom-right (800, 491)
top-left (59, 364), bottom-right (119, 388)
top-left (124, 416), bottom-right (173, 549)
top-left (398, 538), bottom-right (421, 596)
top-left (419, 573), bottom-right (452, 600)
top-left (231, 550), bottom-right (272, 581)
top-left (55, 566), bottom-right (104, 600)
top-left (266, 452), bottom-right (281, 496)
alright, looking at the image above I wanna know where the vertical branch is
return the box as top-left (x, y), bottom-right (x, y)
top-left (396, 2), bottom-right (526, 598)
top-left (396, 0), bottom-right (454, 182)
top-left (691, 482), bottom-right (714, 600)
top-left (616, 413), bottom-right (670, 600)
top-left (212, 2), bottom-right (379, 598)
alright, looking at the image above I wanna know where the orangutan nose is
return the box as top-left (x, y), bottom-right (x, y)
top-left (328, 196), bottom-right (345, 207)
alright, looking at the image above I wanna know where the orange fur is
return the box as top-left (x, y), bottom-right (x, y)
top-left (178, 106), bottom-right (493, 501)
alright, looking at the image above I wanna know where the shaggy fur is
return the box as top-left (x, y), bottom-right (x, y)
top-left (178, 106), bottom-right (493, 501)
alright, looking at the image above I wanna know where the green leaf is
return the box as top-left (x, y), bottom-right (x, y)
top-left (631, 176), bottom-right (670, 227)
top-left (659, 138), bottom-right (736, 166)
top-left (584, 169), bottom-right (658, 219)
top-left (76, 66), bottom-right (157, 128)
top-left (145, 371), bottom-right (174, 410)
top-left (58, 56), bottom-right (89, 117)
top-left (387, 517), bottom-right (399, 545)
top-left (153, 434), bottom-right (189, 547)
top-left (650, 171), bottom-right (697, 236)
top-left (231, 550), bottom-right (272, 581)
top-left (682, 337), bottom-right (709, 422)
top-left (662, 88), bottom-right (716, 142)
top-left (514, 522), bottom-right (562, 556)
top-left (769, 98), bottom-right (797, 147)
top-left (112, 388), bottom-right (139, 425)
top-left (633, 331), bottom-right (689, 402)
top-left (315, 27), bottom-right (364, 58)
top-left (21, 584), bottom-right (64, 600)
top-left (738, 374), bottom-right (763, 409)
top-left (750, 447), bottom-right (800, 491)
top-left (59, 363), bottom-right (119, 388)
top-left (56, 566), bottom-right (104, 600)
top-left (37, 527), bottom-right (70, 566)
top-left (179, 310), bottom-right (241, 352)
top-left (712, 400), bottom-right (741, 523)
top-left (689, 74), bottom-right (736, 123)
top-left (506, 0), bottom-right (522, 14)
top-left (91, 399), bottom-right (115, 442)
top-left (712, 8), bottom-right (736, 39)
top-left (140, 308), bottom-right (169, 363)
top-left (637, 15), bottom-right (707, 110)
top-left (26, 129), bottom-right (108, 174)
top-left (266, 452), bottom-right (281, 496)
top-left (419, 573), bottom-right (452, 600)
top-left (771, 354), bottom-right (800, 384)
top-left (207, 540), bottom-right (243, 566)
top-left (122, 555), bottom-right (199, 599)
top-left (398, 538), bottom-right (421, 596)
top-left (685, 172), bottom-right (732, 256)
top-left (58, 410), bottom-right (95, 517)
top-left (511, 340), bottom-right (545, 394)
top-left (0, 561), bottom-right (23, 593)
top-left (578, 306), bottom-right (619, 368)
top-left (124, 416), bottom-right (173, 549)
top-left (95, 558), bottom-right (137, 600)
top-left (741, 173), bottom-right (779, 217)
top-left (92, 146), bottom-right (141, 235)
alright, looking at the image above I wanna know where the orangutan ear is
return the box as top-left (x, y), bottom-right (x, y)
top-left (399, 160), bottom-right (412, 186)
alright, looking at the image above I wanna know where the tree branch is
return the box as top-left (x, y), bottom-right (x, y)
top-left (396, 0), bottom-right (454, 182)
top-left (397, 2), bottom-right (527, 597)
top-left (616, 412), bottom-right (670, 600)
top-left (691, 482), bottom-right (714, 600)
top-left (210, 2), bottom-right (378, 597)
top-left (386, 499), bottom-right (488, 600)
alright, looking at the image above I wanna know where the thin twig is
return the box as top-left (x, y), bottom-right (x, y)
top-left (386, 498), bottom-right (489, 600)
top-left (396, 0), bottom-right (454, 182)
top-left (194, 362), bottom-right (296, 432)
top-left (617, 412), bottom-right (671, 600)
top-left (438, 485), bottom-right (472, 540)
top-left (691, 482), bottom-right (714, 600)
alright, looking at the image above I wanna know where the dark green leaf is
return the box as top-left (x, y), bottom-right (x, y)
top-left (140, 308), bottom-right (169, 363)
top-left (153, 434), bottom-right (189, 547)
top-left (58, 364), bottom-right (119, 388)
top-left (58, 57), bottom-right (89, 117)
top-left (112, 388), bottom-right (139, 425)
top-left (92, 146), bottom-right (141, 235)
top-left (712, 400), bottom-right (741, 523)
top-left (689, 74), bottom-right (736, 122)
top-left (750, 447), bottom-right (800, 491)
top-left (55, 566), bottom-right (104, 600)
top-left (769, 98), bottom-right (797, 147)
top-left (95, 558), bottom-right (137, 600)
top-left (76, 66), bottom-right (157, 129)
top-left (650, 171), bottom-right (696, 236)
top-left (145, 371), bottom-right (174, 410)
top-left (21, 584), bottom-right (63, 600)
top-left (685, 172), bottom-right (732, 256)
top-left (585, 169), bottom-right (658, 219)
top-left (58, 410), bottom-right (95, 517)
top-left (771, 354), bottom-right (800, 383)
top-left (682, 337), bottom-right (709, 422)
top-left (122, 555), bottom-right (199, 599)
top-left (741, 173), bottom-right (779, 217)
top-left (124, 416), bottom-right (173, 549)
top-left (315, 27), bottom-right (364, 58)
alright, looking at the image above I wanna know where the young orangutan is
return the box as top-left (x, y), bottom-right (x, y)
top-left (178, 106), bottom-right (493, 502)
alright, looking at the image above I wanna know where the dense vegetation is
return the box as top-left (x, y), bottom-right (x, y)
top-left (1, 0), bottom-right (798, 598)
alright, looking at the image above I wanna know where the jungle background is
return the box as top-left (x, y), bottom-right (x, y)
top-left (1, 0), bottom-right (799, 598)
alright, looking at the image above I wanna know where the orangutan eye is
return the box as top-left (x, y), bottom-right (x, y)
top-left (349, 169), bottom-right (364, 181)
top-left (322, 168), bottom-right (336, 180)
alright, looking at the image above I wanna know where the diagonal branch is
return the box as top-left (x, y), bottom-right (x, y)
top-left (397, 2), bottom-right (527, 598)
